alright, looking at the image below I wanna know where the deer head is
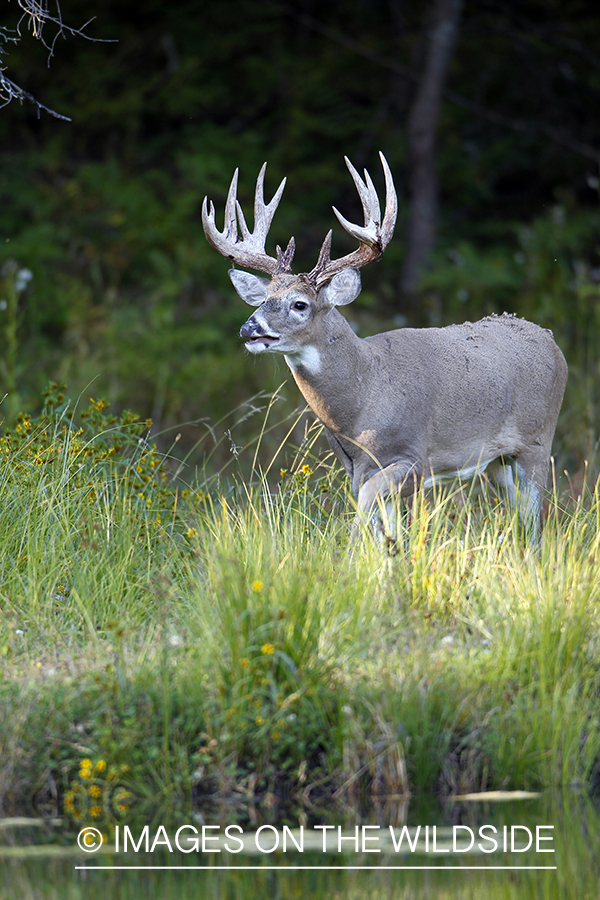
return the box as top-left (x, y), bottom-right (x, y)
top-left (202, 153), bottom-right (398, 359)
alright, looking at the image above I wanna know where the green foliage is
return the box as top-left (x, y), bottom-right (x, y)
top-left (0, 380), bottom-right (196, 528)
top-left (2, 389), bottom-right (600, 831)
top-left (2, 0), bottom-right (600, 835)
top-left (0, 260), bottom-right (32, 421)
top-left (1, 0), bottom-right (600, 475)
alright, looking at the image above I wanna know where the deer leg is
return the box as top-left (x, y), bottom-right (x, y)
top-left (488, 456), bottom-right (544, 544)
top-left (352, 460), bottom-right (420, 543)
top-left (514, 451), bottom-right (551, 544)
top-left (488, 458), bottom-right (517, 505)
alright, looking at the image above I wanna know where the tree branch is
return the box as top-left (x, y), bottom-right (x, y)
top-left (1, 1), bottom-right (114, 119)
top-left (0, 68), bottom-right (71, 119)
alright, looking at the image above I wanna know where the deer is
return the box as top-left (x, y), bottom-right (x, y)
top-left (202, 153), bottom-right (568, 543)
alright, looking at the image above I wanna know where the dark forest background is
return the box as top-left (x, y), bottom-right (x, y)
top-left (1, 0), bottom-right (600, 476)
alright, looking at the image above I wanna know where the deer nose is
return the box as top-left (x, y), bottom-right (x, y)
top-left (240, 318), bottom-right (263, 339)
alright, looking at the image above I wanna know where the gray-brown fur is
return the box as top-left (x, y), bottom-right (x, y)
top-left (235, 271), bottom-right (567, 540)
top-left (203, 156), bottom-right (567, 540)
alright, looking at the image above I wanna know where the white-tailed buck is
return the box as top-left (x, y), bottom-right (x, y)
top-left (203, 153), bottom-right (568, 540)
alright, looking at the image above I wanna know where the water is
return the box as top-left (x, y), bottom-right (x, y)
top-left (2, 791), bottom-right (599, 899)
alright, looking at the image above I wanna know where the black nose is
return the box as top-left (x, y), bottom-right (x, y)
top-left (240, 319), bottom-right (262, 339)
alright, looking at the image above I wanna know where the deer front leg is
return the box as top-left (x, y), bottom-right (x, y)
top-left (352, 460), bottom-right (421, 543)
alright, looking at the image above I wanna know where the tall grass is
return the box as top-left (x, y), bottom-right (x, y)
top-left (1, 388), bottom-right (600, 832)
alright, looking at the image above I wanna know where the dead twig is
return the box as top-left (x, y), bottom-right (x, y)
top-left (0, 0), bottom-right (115, 119)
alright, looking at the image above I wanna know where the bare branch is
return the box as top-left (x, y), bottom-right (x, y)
top-left (1, 0), bottom-right (114, 119)
top-left (14, 0), bottom-right (114, 64)
top-left (0, 68), bottom-right (71, 119)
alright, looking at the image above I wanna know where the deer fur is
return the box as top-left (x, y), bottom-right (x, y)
top-left (203, 156), bottom-right (568, 541)
top-left (233, 269), bottom-right (567, 540)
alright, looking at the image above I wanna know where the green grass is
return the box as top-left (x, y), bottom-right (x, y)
top-left (1, 387), bottom-right (600, 836)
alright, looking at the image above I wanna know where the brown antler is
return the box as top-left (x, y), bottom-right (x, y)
top-left (202, 163), bottom-right (295, 275)
top-left (308, 152), bottom-right (397, 287)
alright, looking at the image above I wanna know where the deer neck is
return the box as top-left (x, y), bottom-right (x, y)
top-left (284, 308), bottom-right (369, 435)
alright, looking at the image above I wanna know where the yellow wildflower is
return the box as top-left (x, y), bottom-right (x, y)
top-left (261, 643), bottom-right (275, 656)
top-left (95, 760), bottom-right (107, 772)
top-left (89, 785), bottom-right (102, 798)
top-left (90, 806), bottom-right (102, 818)
top-left (301, 464), bottom-right (312, 476)
top-left (251, 580), bottom-right (263, 592)
top-left (255, 716), bottom-right (264, 726)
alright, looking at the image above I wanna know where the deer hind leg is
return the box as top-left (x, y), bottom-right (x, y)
top-left (515, 448), bottom-right (553, 543)
top-left (488, 455), bottom-right (545, 544)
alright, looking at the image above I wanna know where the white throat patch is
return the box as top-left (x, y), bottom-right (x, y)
top-left (284, 346), bottom-right (322, 375)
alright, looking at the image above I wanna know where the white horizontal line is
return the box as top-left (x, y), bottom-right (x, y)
top-left (74, 865), bottom-right (557, 871)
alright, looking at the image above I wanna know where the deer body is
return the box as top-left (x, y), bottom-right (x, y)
top-left (203, 155), bottom-right (567, 539)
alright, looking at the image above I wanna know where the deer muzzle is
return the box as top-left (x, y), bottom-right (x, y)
top-left (240, 317), bottom-right (280, 352)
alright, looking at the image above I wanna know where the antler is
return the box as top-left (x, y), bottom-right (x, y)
top-left (309, 151), bottom-right (398, 287)
top-left (202, 163), bottom-right (295, 275)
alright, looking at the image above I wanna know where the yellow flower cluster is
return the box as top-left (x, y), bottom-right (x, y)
top-left (64, 757), bottom-right (130, 827)
top-left (1, 383), bottom-right (214, 560)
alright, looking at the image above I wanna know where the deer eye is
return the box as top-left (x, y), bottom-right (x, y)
top-left (292, 300), bottom-right (308, 311)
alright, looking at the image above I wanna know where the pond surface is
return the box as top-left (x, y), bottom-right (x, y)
top-left (2, 791), bottom-right (599, 899)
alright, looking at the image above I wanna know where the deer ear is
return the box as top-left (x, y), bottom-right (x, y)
top-left (321, 269), bottom-right (361, 307)
top-left (229, 269), bottom-right (271, 306)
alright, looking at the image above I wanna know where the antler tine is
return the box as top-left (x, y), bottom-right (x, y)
top-left (223, 168), bottom-right (240, 241)
top-left (256, 163), bottom-right (287, 236)
top-left (310, 153), bottom-right (397, 287)
top-left (331, 156), bottom-right (383, 247)
top-left (379, 150), bottom-right (398, 247)
top-left (202, 167), bottom-right (240, 251)
top-left (202, 164), bottom-right (291, 275)
top-left (313, 229), bottom-right (333, 272)
top-left (235, 163), bottom-right (287, 245)
top-left (275, 236), bottom-right (296, 274)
